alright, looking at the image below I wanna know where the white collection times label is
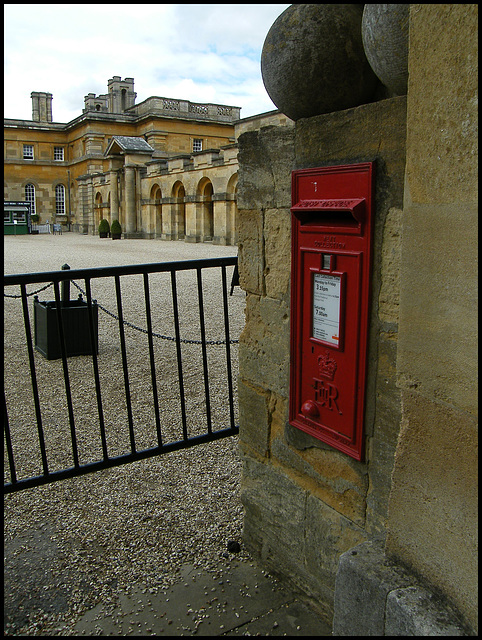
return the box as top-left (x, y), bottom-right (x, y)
top-left (312, 272), bottom-right (341, 346)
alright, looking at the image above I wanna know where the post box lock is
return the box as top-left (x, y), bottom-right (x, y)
top-left (301, 399), bottom-right (320, 419)
top-left (289, 163), bottom-right (374, 461)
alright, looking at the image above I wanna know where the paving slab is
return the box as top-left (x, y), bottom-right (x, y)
top-left (73, 558), bottom-right (332, 636)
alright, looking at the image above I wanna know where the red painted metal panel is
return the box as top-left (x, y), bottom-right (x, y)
top-left (289, 163), bottom-right (374, 461)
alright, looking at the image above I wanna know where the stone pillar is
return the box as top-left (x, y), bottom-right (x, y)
top-left (110, 171), bottom-right (119, 223)
top-left (184, 198), bottom-right (199, 242)
top-left (237, 97), bottom-right (408, 622)
top-left (76, 176), bottom-right (93, 234)
top-left (201, 197), bottom-right (214, 242)
top-left (213, 198), bottom-right (228, 245)
top-left (157, 199), bottom-right (171, 240)
top-left (125, 165), bottom-right (136, 234)
top-left (385, 4), bottom-right (478, 632)
top-left (173, 197), bottom-right (186, 240)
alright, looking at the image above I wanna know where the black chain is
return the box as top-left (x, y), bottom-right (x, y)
top-left (71, 280), bottom-right (239, 346)
top-left (4, 282), bottom-right (53, 298)
top-left (4, 279), bottom-right (239, 345)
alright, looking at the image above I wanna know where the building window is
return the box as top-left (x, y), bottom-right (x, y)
top-left (3, 209), bottom-right (26, 223)
top-left (193, 138), bottom-right (203, 153)
top-left (25, 184), bottom-right (36, 214)
top-left (55, 184), bottom-right (65, 215)
top-left (23, 144), bottom-right (34, 160)
top-left (13, 210), bottom-right (27, 223)
top-left (54, 147), bottom-right (64, 161)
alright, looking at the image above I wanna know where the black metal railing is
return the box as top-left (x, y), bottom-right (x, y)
top-left (4, 257), bottom-right (239, 493)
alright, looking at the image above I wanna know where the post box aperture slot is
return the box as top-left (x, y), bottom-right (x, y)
top-left (292, 198), bottom-right (365, 230)
top-left (311, 269), bottom-right (345, 350)
top-left (299, 210), bottom-right (357, 227)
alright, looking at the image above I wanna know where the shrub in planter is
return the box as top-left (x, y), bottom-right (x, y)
top-left (98, 218), bottom-right (110, 238)
top-left (111, 219), bottom-right (122, 239)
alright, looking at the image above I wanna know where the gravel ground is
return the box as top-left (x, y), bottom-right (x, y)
top-left (4, 233), bottom-right (248, 636)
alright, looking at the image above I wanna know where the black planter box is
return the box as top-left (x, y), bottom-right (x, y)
top-left (34, 297), bottom-right (99, 360)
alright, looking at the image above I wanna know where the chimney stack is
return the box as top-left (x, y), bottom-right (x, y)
top-left (107, 77), bottom-right (136, 113)
top-left (31, 92), bottom-right (53, 122)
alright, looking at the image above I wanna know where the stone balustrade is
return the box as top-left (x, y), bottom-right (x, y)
top-left (131, 97), bottom-right (241, 123)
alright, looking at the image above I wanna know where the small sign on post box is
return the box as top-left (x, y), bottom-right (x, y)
top-left (289, 163), bottom-right (374, 461)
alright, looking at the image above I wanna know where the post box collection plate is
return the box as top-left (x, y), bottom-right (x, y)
top-left (289, 163), bottom-right (374, 461)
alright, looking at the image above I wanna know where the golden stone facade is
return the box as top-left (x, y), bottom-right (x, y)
top-left (4, 77), bottom-right (241, 243)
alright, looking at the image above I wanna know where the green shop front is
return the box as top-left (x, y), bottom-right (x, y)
top-left (4, 201), bottom-right (32, 235)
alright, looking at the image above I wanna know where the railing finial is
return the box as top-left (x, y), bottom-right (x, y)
top-left (61, 263), bottom-right (71, 304)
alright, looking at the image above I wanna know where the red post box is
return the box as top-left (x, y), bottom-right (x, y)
top-left (289, 163), bottom-right (374, 461)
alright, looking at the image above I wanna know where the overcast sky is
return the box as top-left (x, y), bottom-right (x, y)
top-left (4, 3), bottom-right (290, 123)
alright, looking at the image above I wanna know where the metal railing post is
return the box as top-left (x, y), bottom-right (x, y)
top-left (61, 263), bottom-right (70, 305)
top-left (4, 257), bottom-right (239, 493)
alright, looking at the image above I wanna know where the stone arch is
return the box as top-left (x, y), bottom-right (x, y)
top-left (172, 180), bottom-right (186, 239)
top-left (226, 172), bottom-right (238, 196)
top-left (197, 177), bottom-right (214, 242)
top-left (150, 183), bottom-right (163, 236)
top-left (94, 191), bottom-right (103, 227)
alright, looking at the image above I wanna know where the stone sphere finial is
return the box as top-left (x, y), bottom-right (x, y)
top-left (261, 4), bottom-right (378, 121)
top-left (362, 4), bottom-right (409, 97)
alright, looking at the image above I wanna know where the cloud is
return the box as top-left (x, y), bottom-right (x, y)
top-left (4, 4), bottom-right (290, 121)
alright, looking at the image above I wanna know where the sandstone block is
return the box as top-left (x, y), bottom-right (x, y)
top-left (238, 380), bottom-right (270, 459)
top-left (239, 294), bottom-right (290, 396)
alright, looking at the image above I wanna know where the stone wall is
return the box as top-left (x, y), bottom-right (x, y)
top-left (385, 4), bottom-right (478, 632)
top-left (237, 4), bottom-right (477, 633)
top-left (237, 96), bottom-right (407, 620)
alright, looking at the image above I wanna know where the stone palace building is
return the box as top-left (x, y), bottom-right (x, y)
top-left (4, 76), bottom-right (291, 243)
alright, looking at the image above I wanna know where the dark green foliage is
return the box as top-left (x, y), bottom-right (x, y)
top-left (98, 218), bottom-right (110, 234)
top-left (110, 219), bottom-right (122, 234)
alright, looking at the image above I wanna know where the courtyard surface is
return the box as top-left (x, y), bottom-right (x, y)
top-left (4, 232), bottom-right (332, 636)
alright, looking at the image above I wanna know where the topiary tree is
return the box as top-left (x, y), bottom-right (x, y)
top-left (110, 219), bottom-right (122, 239)
top-left (98, 218), bottom-right (110, 237)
